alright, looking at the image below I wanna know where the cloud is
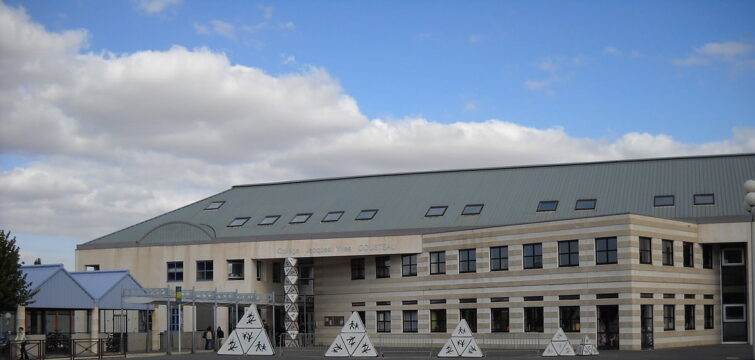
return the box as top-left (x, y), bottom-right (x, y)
top-left (674, 41), bottom-right (754, 68)
top-left (468, 34), bottom-right (483, 45)
top-left (210, 20), bottom-right (235, 39)
top-left (538, 59), bottom-right (558, 72)
top-left (135, 0), bottom-right (182, 15)
top-left (463, 101), bottom-right (478, 112)
top-left (281, 54), bottom-right (296, 64)
top-left (603, 46), bottom-right (622, 56)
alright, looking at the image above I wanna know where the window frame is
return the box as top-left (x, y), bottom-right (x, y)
top-left (167, 261), bottom-right (183, 282)
top-left (355, 209), bottom-right (378, 221)
top-left (595, 237), bottom-right (618, 265)
top-left (228, 217), bottom-right (250, 227)
top-left (702, 244), bottom-right (713, 269)
top-left (490, 246), bottom-right (509, 271)
top-left (558, 240), bottom-right (579, 267)
top-left (425, 206), bottom-right (448, 217)
top-left (574, 199), bottom-right (596, 210)
top-left (351, 258), bottom-right (365, 280)
top-left (683, 242), bottom-right (694, 268)
top-left (321, 211), bottom-right (344, 223)
top-left (654, 195), bottom-right (675, 207)
top-left (430, 309), bottom-right (447, 333)
top-left (704, 304), bottom-right (714, 329)
top-left (204, 201), bottom-right (225, 210)
top-left (460, 308), bottom-right (477, 333)
top-left (693, 193), bottom-right (715, 206)
top-left (559, 306), bottom-right (580, 333)
top-left (272, 262), bottom-right (282, 283)
top-left (664, 304), bottom-right (675, 330)
top-left (461, 204), bottom-right (484, 215)
top-left (227, 259), bottom-right (244, 280)
top-left (722, 248), bottom-right (744, 266)
top-left (430, 251), bottom-right (446, 275)
top-left (662, 240), bottom-right (674, 266)
top-left (196, 260), bottom-right (213, 281)
top-left (523, 243), bottom-right (543, 269)
top-left (723, 304), bottom-right (746, 322)
top-left (402, 254), bottom-right (417, 277)
top-left (258, 215), bottom-right (280, 226)
top-left (375, 256), bottom-right (390, 278)
top-left (459, 248), bottom-right (477, 273)
top-left (402, 310), bottom-right (418, 333)
top-left (639, 237), bottom-right (652, 264)
top-left (536, 200), bottom-right (559, 212)
top-left (524, 307), bottom-right (544, 333)
top-left (685, 304), bottom-right (695, 330)
top-left (256, 260), bottom-right (263, 281)
top-left (491, 308), bottom-right (510, 333)
top-left (376, 311), bottom-right (391, 333)
top-left (289, 213), bottom-right (312, 224)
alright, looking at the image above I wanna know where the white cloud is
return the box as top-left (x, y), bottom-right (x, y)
top-left (468, 34), bottom-right (482, 45)
top-left (135, 0), bottom-right (182, 15)
top-left (282, 54), bottom-right (296, 64)
top-left (210, 19), bottom-right (235, 39)
top-left (603, 46), bottom-right (622, 56)
top-left (674, 41), bottom-right (754, 68)
top-left (463, 101), bottom-right (478, 112)
top-left (538, 59), bottom-right (558, 72)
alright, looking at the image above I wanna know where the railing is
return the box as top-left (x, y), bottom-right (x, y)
top-left (5, 340), bottom-right (126, 360)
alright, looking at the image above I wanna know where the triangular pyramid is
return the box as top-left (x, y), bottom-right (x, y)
top-left (576, 336), bottom-right (599, 356)
top-left (542, 343), bottom-right (559, 357)
top-left (325, 312), bottom-right (377, 357)
top-left (541, 328), bottom-right (575, 357)
top-left (436, 320), bottom-right (483, 358)
top-left (216, 305), bottom-right (274, 356)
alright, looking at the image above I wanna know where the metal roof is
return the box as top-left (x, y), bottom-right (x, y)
top-left (70, 270), bottom-right (151, 310)
top-left (20, 264), bottom-right (95, 309)
top-left (78, 153), bottom-right (755, 250)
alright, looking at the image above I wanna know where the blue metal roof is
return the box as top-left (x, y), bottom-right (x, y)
top-left (22, 264), bottom-right (64, 291)
top-left (70, 270), bottom-right (151, 310)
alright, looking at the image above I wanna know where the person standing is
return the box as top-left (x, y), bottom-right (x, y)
top-left (215, 327), bottom-right (224, 349)
top-left (15, 327), bottom-right (28, 360)
top-left (202, 326), bottom-right (213, 350)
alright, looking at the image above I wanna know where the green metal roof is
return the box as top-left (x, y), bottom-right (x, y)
top-left (78, 153), bottom-right (755, 250)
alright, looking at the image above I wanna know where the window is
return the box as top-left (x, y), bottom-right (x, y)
top-left (490, 246), bottom-right (508, 271)
top-left (377, 311), bottom-right (391, 333)
top-left (322, 211), bottom-right (344, 222)
top-left (685, 305), bottom-right (695, 330)
top-left (684, 294), bottom-right (695, 299)
top-left (204, 201), bottom-right (225, 210)
top-left (523, 243), bottom-right (543, 269)
top-left (256, 260), bottom-right (263, 281)
top-left (358, 311), bottom-right (366, 328)
top-left (662, 240), bottom-right (674, 266)
top-left (402, 254), bottom-right (417, 276)
top-left (355, 209), bottom-right (378, 220)
top-left (402, 300), bottom-right (418, 305)
top-left (664, 305), bottom-right (675, 330)
top-left (575, 199), bottom-right (596, 210)
top-left (430, 299), bottom-right (447, 304)
top-left (351, 258), bottom-right (365, 280)
top-left (324, 316), bottom-right (345, 327)
top-left (461, 204), bottom-right (483, 215)
top-left (491, 297), bottom-right (509, 303)
top-left (524, 307), bottom-right (544, 332)
top-left (524, 296), bottom-right (544, 301)
top-left (694, 194), bottom-right (715, 205)
top-left (460, 308), bottom-right (477, 332)
top-left (722, 248), bottom-right (744, 265)
top-left (640, 293), bottom-right (654, 299)
top-left (227, 259), bottom-right (243, 280)
top-left (376, 301), bottom-right (391, 306)
top-left (170, 307), bottom-right (180, 332)
top-left (683, 242), bottom-right (694, 268)
top-left (196, 260), bottom-right (213, 281)
top-left (559, 294), bottom-right (580, 300)
top-left (704, 305), bottom-right (714, 329)
top-left (639, 237), bottom-right (652, 264)
top-left (290, 213), bottom-right (312, 224)
top-left (558, 240), bottom-right (579, 267)
top-left (491, 308), bottom-right (510, 333)
top-left (595, 237), bottom-right (617, 265)
top-left (352, 302), bottom-right (365, 307)
top-left (259, 215), bottom-right (280, 225)
top-left (459, 248), bottom-right (476, 273)
top-left (559, 306), bottom-right (580, 333)
top-left (430, 309), bottom-right (446, 333)
top-left (596, 293), bottom-right (619, 299)
top-left (138, 310), bottom-right (152, 333)
top-left (425, 206), bottom-right (447, 217)
top-left (459, 298), bottom-right (477, 303)
top-left (702, 245), bottom-right (713, 269)
top-left (654, 195), bottom-right (675, 207)
top-left (430, 251), bottom-right (446, 275)
top-left (167, 261), bottom-right (183, 282)
top-left (663, 293), bottom-right (676, 299)
top-left (723, 304), bottom-right (746, 321)
top-left (228, 217), bottom-right (249, 227)
top-left (403, 310), bottom-right (418, 333)
top-left (272, 262), bottom-right (282, 283)
top-left (375, 256), bottom-right (390, 278)
top-left (537, 200), bottom-right (558, 212)
top-left (85, 265), bottom-right (99, 271)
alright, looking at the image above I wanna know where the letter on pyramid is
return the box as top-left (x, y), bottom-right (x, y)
top-left (236, 329), bottom-right (261, 353)
top-left (218, 332), bottom-right (244, 355)
top-left (341, 312), bottom-right (366, 333)
top-left (542, 343), bottom-right (559, 357)
top-left (461, 338), bottom-right (483, 357)
top-left (247, 332), bottom-right (274, 355)
top-left (438, 339), bottom-right (459, 357)
top-left (355, 334), bottom-right (377, 356)
top-left (326, 335), bottom-right (349, 357)
top-left (237, 306), bottom-right (263, 329)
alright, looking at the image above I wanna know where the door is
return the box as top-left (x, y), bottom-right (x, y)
top-left (597, 305), bottom-right (619, 349)
top-left (640, 305), bottom-right (653, 349)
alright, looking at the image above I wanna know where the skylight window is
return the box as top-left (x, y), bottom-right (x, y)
top-left (355, 209), bottom-right (378, 220)
top-left (537, 200), bottom-right (558, 212)
top-left (322, 211), bottom-right (344, 223)
top-left (575, 199), bottom-right (596, 210)
top-left (425, 206), bottom-right (447, 217)
top-left (259, 215), bottom-right (280, 225)
top-left (654, 195), bottom-right (675, 207)
top-left (693, 194), bottom-right (714, 205)
top-left (205, 201), bottom-right (225, 210)
top-left (290, 213), bottom-right (312, 224)
top-left (228, 217), bottom-right (249, 227)
top-left (461, 204), bottom-right (483, 215)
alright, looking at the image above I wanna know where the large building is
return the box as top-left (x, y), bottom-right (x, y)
top-left (75, 153), bottom-right (755, 351)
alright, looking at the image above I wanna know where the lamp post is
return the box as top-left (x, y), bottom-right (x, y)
top-left (743, 179), bottom-right (755, 358)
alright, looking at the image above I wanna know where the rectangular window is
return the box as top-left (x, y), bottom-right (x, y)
top-left (662, 240), bottom-right (674, 266)
top-left (355, 209), bottom-right (378, 220)
top-left (322, 211), bottom-right (344, 222)
top-left (430, 251), bottom-right (446, 275)
top-left (85, 264), bottom-right (100, 271)
top-left (402, 254), bottom-right (417, 277)
top-left (595, 237), bottom-right (618, 265)
top-left (403, 310), bottom-right (418, 333)
top-left (425, 206), bottom-right (448, 217)
top-left (459, 298), bottom-right (477, 303)
top-left (402, 300), bottom-right (418, 305)
top-left (491, 308), bottom-right (510, 333)
top-left (685, 305), bottom-right (695, 330)
top-left (559, 306), bottom-right (580, 333)
top-left (352, 302), bottom-right (365, 307)
top-left (196, 260), bottom-right (213, 281)
top-left (654, 195), bottom-right (675, 207)
top-left (377, 311), bottom-right (391, 333)
top-left (138, 310), bottom-right (152, 333)
top-left (460, 308), bottom-right (477, 332)
top-left (559, 294), bottom-right (580, 300)
top-left (491, 297), bottom-right (509, 303)
top-left (524, 307), bottom-right (544, 332)
top-left (702, 245), bottom-right (713, 269)
top-left (272, 262), bottom-right (282, 283)
top-left (664, 305), bottom-right (675, 330)
top-left (490, 246), bottom-right (508, 271)
top-left (558, 240), bottom-right (579, 267)
top-left (663, 293), bottom-right (675, 299)
top-left (228, 217), bottom-right (249, 227)
top-left (259, 215), bottom-right (280, 225)
top-left (375, 256), bottom-right (390, 278)
top-left (704, 305), bottom-right (714, 329)
top-left (640, 293), bottom-right (654, 299)
top-left (639, 237), bottom-right (652, 264)
top-left (169, 307), bottom-right (179, 332)
top-left (430, 299), bottom-right (447, 304)
top-left (523, 243), bottom-right (543, 269)
top-left (596, 293), bottom-right (619, 299)
top-left (167, 261), bottom-right (183, 282)
top-left (459, 248), bottom-right (477, 273)
top-left (290, 213), bottom-right (312, 224)
top-left (722, 248), bottom-right (744, 265)
top-left (351, 258), bottom-right (365, 280)
top-left (524, 296), bottom-right (544, 301)
top-left (227, 259), bottom-right (244, 280)
top-left (204, 201), bottom-right (225, 210)
top-left (723, 304), bottom-right (746, 321)
top-left (376, 301), bottom-right (391, 306)
top-left (683, 242), bottom-right (694, 268)
top-left (536, 200), bottom-right (558, 212)
top-left (694, 194), bottom-right (715, 205)
top-left (461, 204), bottom-right (483, 215)
top-left (358, 311), bottom-right (366, 328)
top-left (684, 294), bottom-right (695, 299)
top-left (575, 199), bottom-right (596, 210)
top-left (256, 260), bottom-right (263, 281)
top-left (430, 309), bottom-right (447, 333)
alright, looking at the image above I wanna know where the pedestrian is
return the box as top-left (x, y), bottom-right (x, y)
top-left (203, 326), bottom-right (213, 350)
top-left (15, 327), bottom-right (28, 360)
top-left (216, 326), bottom-right (224, 349)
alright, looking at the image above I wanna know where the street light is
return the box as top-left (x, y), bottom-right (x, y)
top-left (743, 179), bottom-right (755, 358)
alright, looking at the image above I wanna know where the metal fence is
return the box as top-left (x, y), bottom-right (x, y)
top-left (3, 339), bottom-right (126, 360)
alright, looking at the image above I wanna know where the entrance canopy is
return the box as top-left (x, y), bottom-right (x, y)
top-left (122, 287), bottom-right (278, 306)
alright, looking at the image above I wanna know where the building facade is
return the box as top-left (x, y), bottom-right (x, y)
top-left (75, 154), bottom-right (755, 350)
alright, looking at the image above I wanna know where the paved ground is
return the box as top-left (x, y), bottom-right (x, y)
top-left (123, 344), bottom-right (754, 360)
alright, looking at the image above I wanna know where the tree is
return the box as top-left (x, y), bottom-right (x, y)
top-left (0, 230), bottom-right (36, 310)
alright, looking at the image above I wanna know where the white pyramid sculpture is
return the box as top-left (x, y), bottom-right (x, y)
top-left (218, 305), bottom-right (274, 356)
top-left (325, 312), bottom-right (377, 357)
top-left (541, 328), bottom-right (575, 357)
top-left (575, 335), bottom-right (599, 356)
top-left (437, 319), bottom-right (483, 358)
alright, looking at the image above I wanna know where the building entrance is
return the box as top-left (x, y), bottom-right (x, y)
top-left (597, 305), bottom-right (619, 349)
top-left (640, 304), bottom-right (653, 349)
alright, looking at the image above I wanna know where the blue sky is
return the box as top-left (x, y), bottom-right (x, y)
top-left (0, 0), bottom-right (753, 268)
